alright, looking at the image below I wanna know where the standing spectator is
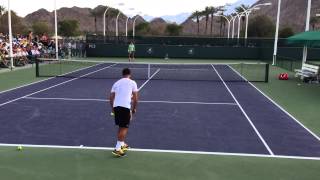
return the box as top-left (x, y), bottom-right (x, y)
top-left (28, 31), bottom-right (33, 42)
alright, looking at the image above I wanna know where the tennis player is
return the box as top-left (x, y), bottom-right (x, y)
top-left (109, 68), bottom-right (138, 157)
top-left (128, 41), bottom-right (135, 62)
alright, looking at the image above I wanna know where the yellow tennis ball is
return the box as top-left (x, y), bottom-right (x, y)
top-left (110, 112), bottom-right (115, 116)
top-left (17, 146), bottom-right (23, 151)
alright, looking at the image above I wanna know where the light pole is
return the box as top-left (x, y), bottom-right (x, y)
top-left (273, 0), bottom-right (282, 65)
top-left (116, 11), bottom-right (121, 36)
top-left (115, 3), bottom-right (125, 37)
top-left (7, 0), bottom-right (13, 69)
top-left (236, 12), bottom-right (244, 39)
top-left (231, 16), bottom-right (236, 38)
top-left (126, 8), bottom-right (135, 37)
top-left (303, 0), bottom-right (312, 63)
top-left (215, 14), bottom-right (231, 38)
top-left (103, 7), bottom-right (110, 36)
top-left (54, 0), bottom-right (58, 60)
top-left (133, 12), bottom-right (142, 37)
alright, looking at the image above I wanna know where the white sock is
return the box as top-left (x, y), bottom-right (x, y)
top-left (115, 141), bottom-right (122, 151)
top-left (120, 141), bottom-right (125, 146)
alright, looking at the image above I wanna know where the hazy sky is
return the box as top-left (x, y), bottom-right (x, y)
top-left (0, 0), bottom-right (238, 17)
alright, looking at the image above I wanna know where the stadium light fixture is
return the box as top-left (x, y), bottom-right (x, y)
top-left (7, 0), bottom-right (14, 69)
top-left (273, 0), bottom-right (282, 66)
top-left (115, 3), bottom-right (125, 37)
top-left (302, 0), bottom-right (312, 64)
top-left (240, 2), bottom-right (272, 39)
top-left (103, 7), bottom-right (111, 36)
top-left (215, 14), bottom-right (231, 39)
top-left (54, 0), bottom-right (58, 60)
top-left (126, 8), bottom-right (135, 37)
top-left (133, 11), bottom-right (142, 37)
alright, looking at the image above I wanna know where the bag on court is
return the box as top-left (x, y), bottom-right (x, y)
top-left (278, 73), bottom-right (289, 80)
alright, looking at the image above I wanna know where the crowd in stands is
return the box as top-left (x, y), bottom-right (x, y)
top-left (0, 32), bottom-right (86, 69)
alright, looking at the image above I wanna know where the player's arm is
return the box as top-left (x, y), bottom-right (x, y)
top-left (109, 92), bottom-right (115, 112)
top-left (131, 91), bottom-right (138, 114)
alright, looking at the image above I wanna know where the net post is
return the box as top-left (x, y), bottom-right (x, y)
top-left (265, 63), bottom-right (269, 83)
top-left (35, 58), bottom-right (39, 77)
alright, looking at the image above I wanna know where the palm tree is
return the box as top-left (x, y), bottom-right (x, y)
top-left (208, 6), bottom-right (218, 37)
top-left (202, 7), bottom-right (211, 35)
top-left (191, 11), bottom-right (201, 36)
top-left (310, 17), bottom-right (319, 30)
top-left (0, 5), bottom-right (5, 16)
top-left (217, 6), bottom-right (226, 37)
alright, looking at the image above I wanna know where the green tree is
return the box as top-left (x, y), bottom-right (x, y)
top-left (0, 11), bottom-right (28, 34)
top-left (58, 20), bottom-right (80, 37)
top-left (310, 17), bottom-right (319, 30)
top-left (279, 27), bottom-right (294, 38)
top-left (0, 5), bottom-right (5, 15)
top-left (135, 22), bottom-right (151, 36)
top-left (165, 23), bottom-right (182, 36)
top-left (248, 15), bottom-right (275, 37)
top-left (32, 21), bottom-right (51, 35)
top-left (190, 11), bottom-right (201, 36)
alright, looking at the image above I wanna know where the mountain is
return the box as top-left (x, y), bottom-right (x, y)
top-left (22, 1), bottom-right (320, 36)
top-left (24, 6), bottom-right (146, 34)
top-left (252, 0), bottom-right (320, 32)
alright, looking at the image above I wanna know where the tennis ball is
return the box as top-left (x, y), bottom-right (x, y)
top-left (110, 112), bottom-right (115, 116)
top-left (17, 146), bottom-right (23, 151)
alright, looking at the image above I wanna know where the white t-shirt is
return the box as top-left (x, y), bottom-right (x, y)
top-left (111, 78), bottom-right (138, 109)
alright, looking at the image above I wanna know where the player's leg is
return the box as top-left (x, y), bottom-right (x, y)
top-left (129, 52), bottom-right (132, 62)
top-left (113, 107), bottom-right (131, 157)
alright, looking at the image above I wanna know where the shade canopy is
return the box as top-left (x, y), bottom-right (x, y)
top-left (287, 31), bottom-right (320, 47)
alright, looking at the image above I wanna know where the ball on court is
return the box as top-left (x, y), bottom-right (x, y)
top-left (17, 146), bottom-right (23, 151)
top-left (110, 112), bottom-right (115, 116)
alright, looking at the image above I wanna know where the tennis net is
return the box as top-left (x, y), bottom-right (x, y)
top-left (35, 59), bottom-right (269, 82)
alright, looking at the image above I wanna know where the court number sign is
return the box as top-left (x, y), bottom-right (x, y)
top-left (188, 48), bottom-right (195, 55)
top-left (89, 44), bottom-right (96, 49)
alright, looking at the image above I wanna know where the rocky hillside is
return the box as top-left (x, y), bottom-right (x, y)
top-left (24, 6), bottom-right (145, 35)
top-left (22, 1), bottom-right (320, 36)
top-left (253, 0), bottom-right (320, 32)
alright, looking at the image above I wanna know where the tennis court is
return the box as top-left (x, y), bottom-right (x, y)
top-left (0, 60), bottom-right (320, 160)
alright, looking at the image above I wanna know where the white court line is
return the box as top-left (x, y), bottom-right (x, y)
top-left (0, 143), bottom-right (319, 161)
top-left (23, 97), bottom-right (237, 106)
top-left (138, 68), bottom-right (160, 91)
top-left (211, 65), bottom-right (274, 156)
top-left (0, 64), bottom-right (117, 108)
top-left (0, 59), bottom-right (109, 95)
top-left (227, 65), bottom-right (320, 142)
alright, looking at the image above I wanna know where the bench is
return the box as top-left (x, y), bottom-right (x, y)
top-left (295, 63), bottom-right (320, 83)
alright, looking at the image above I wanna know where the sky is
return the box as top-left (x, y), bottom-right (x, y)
top-left (0, 0), bottom-right (239, 17)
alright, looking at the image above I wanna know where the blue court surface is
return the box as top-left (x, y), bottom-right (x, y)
top-left (0, 62), bottom-right (320, 160)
